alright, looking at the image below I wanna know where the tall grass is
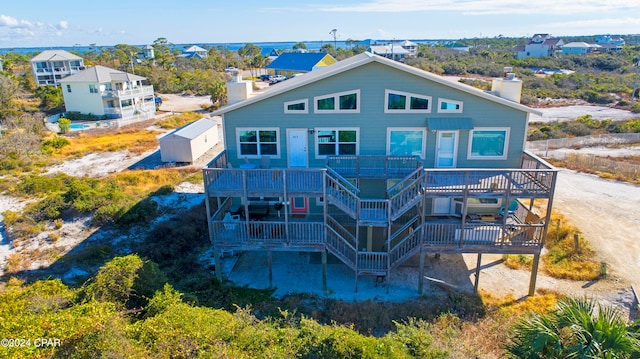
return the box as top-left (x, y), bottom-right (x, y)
top-left (155, 112), bottom-right (203, 129)
top-left (48, 129), bottom-right (161, 159)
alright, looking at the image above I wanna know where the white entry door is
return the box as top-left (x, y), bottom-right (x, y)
top-left (287, 129), bottom-right (308, 167)
top-left (435, 131), bottom-right (458, 168)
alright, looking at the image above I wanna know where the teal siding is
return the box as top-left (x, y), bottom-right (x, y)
top-left (223, 62), bottom-right (529, 169)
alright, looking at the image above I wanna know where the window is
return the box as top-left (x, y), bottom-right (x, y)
top-left (384, 90), bottom-right (431, 113)
top-left (284, 99), bottom-right (308, 114)
top-left (314, 90), bottom-right (360, 113)
top-left (316, 129), bottom-right (358, 158)
top-left (468, 128), bottom-right (509, 159)
top-left (387, 128), bottom-right (426, 159)
top-left (66, 84), bottom-right (71, 93)
top-left (237, 128), bottom-right (280, 158)
top-left (438, 98), bottom-right (463, 113)
top-left (121, 99), bottom-right (132, 107)
top-left (89, 84), bottom-right (98, 94)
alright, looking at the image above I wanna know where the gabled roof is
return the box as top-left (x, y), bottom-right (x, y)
top-left (59, 65), bottom-right (146, 83)
top-left (161, 118), bottom-right (216, 140)
top-left (183, 45), bottom-right (207, 53)
top-left (563, 42), bottom-right (600, 48)
top-left (368, 45), bottom-right (410, 55)
top-left (214, 52), bottom-right (542, 116)
top-left (31, 49), bottom-right (83, 62)
top-left (266, 52), bottom-right (335, 72)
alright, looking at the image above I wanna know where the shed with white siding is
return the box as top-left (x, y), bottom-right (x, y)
top-left (159, 118), bottom-right (219, 163)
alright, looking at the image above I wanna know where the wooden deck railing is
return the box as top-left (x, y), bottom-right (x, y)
top-left (326, 216), bottom-right (358, 270)
top-left (210, 219), bottom-right (324, 248)
top-left (357, 252), bottom-right (388, 274)
top-left (326, 155), bottom-right (421, 179)
top-left (389, 228), bottom-right (422, 268)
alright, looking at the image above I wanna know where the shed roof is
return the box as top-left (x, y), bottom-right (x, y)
top-left (60, 65), bottom-right (146, 83)
top-left (266, 52), bottom-right (335, 72)
top-left (162, 118), bottom-right (217, 140)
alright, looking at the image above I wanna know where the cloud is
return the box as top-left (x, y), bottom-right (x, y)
top-left (57, 21), bottom-right (68, 30)
top-left (0, 14), bottom-right (33, 28)
top-left (274, 0), bottom-right (640, 15)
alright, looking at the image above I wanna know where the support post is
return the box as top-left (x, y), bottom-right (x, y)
top-left (474, 253), bottom-right (482, 293)
top-left (322, 250), bottom-right (327, 292)
top-left (214, 249), bottom-right (222, 282)
top-left (418, 251), bottom-right (425, 294)
top-left (268, 251), bottom-right (273, 288)
top-left (529, 254), bottom-right (540, 296)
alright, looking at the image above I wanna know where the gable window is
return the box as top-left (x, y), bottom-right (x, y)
top-left (316, 128), bottom-right (358, 158)
top-left (468, 128), bottom-right (509, 160)
top-left (438, 98), bottom-right (463, 113)
top-left (89, 84), bottom-right (98, 94)
top-left (66, 84), bottom-right (72, 93)
top-left (284, 99), bottom-right (308, 114)
top-left (384, 90), bottom-right (431, 113)
top-left (314, 90), bottom-right (360, 113)
top-left (237, 128), bottom-right (280, 158)
top-left (387, 128), bottom-right (426, 159)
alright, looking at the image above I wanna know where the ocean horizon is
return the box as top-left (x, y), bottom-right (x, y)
top-left (0, 39), bottom-right (455, 56)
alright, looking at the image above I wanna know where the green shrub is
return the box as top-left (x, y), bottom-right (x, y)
top-left (58, 118), bottom-right (71, 133)
top-left (633, 102), bottom-right (640, 113)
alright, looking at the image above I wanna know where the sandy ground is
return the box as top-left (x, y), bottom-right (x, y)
top-left (2, 95), bottom-right (640, 317)
top-left (529, 105), bottom-right (638, 123)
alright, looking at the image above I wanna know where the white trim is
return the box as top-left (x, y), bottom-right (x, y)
top-left (316, 196), bottom-right (325, 206)
top-left (384, 89), bottom-right (432, 113)
top-left (437, 98), bottom-right (463, 113)
top-left (284, 98), bottom-right (308, 114)
top-left (236, 127), bottom-right (281, 159)
top-left (386, 127), bottom-right (426, 159)
top-left (435, 130), bottom-right (459, 168)
top-left (313, 89), bottom-right (360, 113)
top-left (286, 128), bottom-right (308, 167)
top-left (467, 127), bottom-right (510, 160)
top-left (314, 128), bottom-right (360, 159)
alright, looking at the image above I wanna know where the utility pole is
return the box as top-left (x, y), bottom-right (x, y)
top-left (633, 56), bottom-right (639, 105)
top-left (330, 29), bottom-right (338, 49)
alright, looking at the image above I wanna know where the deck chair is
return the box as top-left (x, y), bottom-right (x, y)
top-left (499, 200), bottom-right (519, 218)
top-left (223, 212), bottom-right (241, 230)
top-left (260, 155), bottom-right (271, 169)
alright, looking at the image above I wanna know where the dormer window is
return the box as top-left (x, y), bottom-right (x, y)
top-left (384, 90), bottom-right (431, 113)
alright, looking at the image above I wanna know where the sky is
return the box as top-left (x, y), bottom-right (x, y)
top-left (1, 0), bottom-right (639, 48)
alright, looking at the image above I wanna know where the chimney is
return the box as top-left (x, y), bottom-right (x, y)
top-left (226, 69), bottom-right (252, 105)
top-left (491, 67), bottom-right (522, 103)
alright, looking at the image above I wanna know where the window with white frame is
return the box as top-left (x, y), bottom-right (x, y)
top-left (314, 90), bottom-right (360, 113)
top-left (384, 90), bottom-right (431, 113)
top-left (284, 99), bottom-right (308, 113)
top-left (468, 128), bottom-right (509, 159)
top-left (387, 128), bottom-right (426, 158)
top-left (237, 128), bottom-right (280, 158)
top-left (438, 98), bottom-right (463, 113)
top-left (66, 84), bottom-right (72, 93)
top-left (89, 84), bottom-right (98, 94)
top-left (316, 129), bottom-right (358, 157)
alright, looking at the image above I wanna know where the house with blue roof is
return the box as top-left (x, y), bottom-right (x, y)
top-left (265, 52), bottom-right (336, 79)
top-left (204, 52), bottom-right (557, 295)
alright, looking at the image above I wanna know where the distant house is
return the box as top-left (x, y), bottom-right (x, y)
top-left (595, 35), bottom-right (625, 53)
top-left (388, 40), bottom-right (418, 56)
top-left (368, 44), bottom-right (410, 62)
top-left (178, 45), bottom-right (208, 59)
top-left (30, 50), bottom-right (86, 86)
top-left (561, 42), bottom-right (601, 55)
top-left (265, 52), bottom-right (336, 78)
top-left (515, 34), bottom-right (564, 59)
top-left (159, 118), bottom-right (219, 163)
top-left (59, 65), bottom-right (156, 123)
top-left (139, 45), bottom-right (155, 59)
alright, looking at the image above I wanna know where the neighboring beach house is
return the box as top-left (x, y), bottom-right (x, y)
top-left (265, 52), bottom-right (336, 78)
top-left (203, 52), bottom-right (557, 294)
top-left (368, 44), bottom-right (411, 62)
top-left (178, 45), bottom-right (208, 59)
top-left (515, 34), bottom-right (564, 59)
top-left (59, 65), bottom-right (156, 124)
top-left (30, 50), bottom-right (85, 86)
top-left (561, 42), bottom-right (601, 55)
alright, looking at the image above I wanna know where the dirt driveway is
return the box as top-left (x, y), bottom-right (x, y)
top-left (553, 169), bottom-right (640, 288)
